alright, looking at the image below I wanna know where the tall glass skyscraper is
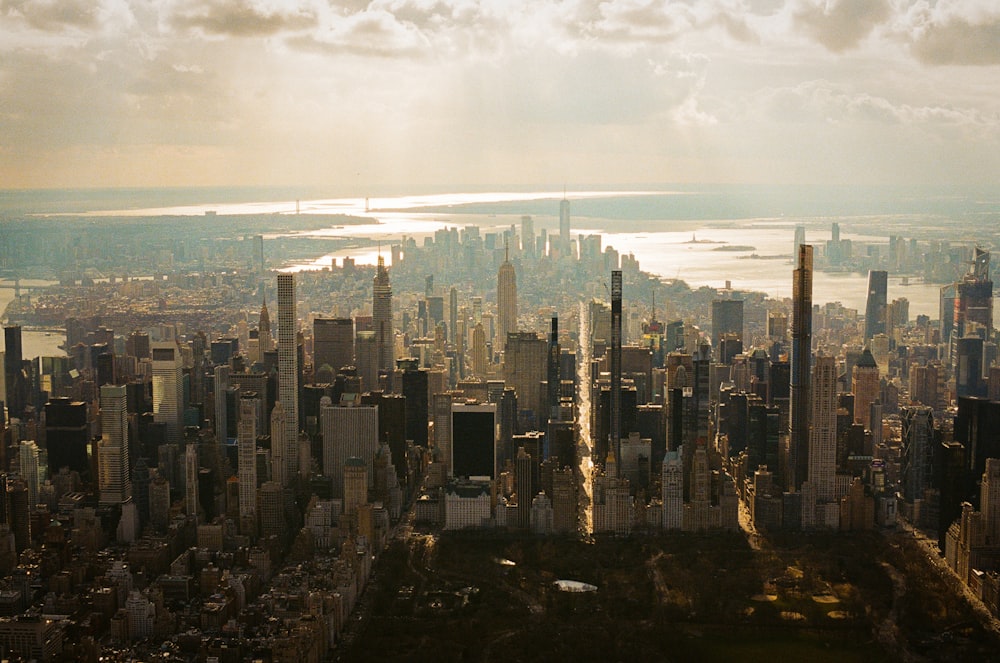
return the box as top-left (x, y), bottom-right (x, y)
top-left (277, 273), bottom-right (299, 483)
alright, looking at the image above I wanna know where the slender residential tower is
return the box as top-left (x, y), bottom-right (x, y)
top-left (547, 315), bottom-right (560, 423)
top-left (497, 242), bottom-right (517, 354)
top-left (277, 273), bottom-right (299, 482)
top-left (373, 255), bottom-right (394, 385)
top-left (790, 244), bottom-right (813, 490)
top-left (610, 270), bottom-right (623, 473)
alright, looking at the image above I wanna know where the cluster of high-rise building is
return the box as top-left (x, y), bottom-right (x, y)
top-left (1, 196), bottom-right (1000, 658)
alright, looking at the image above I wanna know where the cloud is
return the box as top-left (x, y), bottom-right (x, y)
top-left (288, 8), bottom-right (432, 57)
top-left (793, 0), bottom-right (892, 52)
top-left (172, 0), bottom-right (316, 37)
top-left (743, 80), bottom-right (997, 131)
top-left (1, 0), bottom-right (99, 30)
top-left (896, 1), bottom-right (1000, 66)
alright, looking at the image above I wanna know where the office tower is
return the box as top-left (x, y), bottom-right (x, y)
top-left (559, 197), bottom-right (571, 258)
top-left (521, 215), bottom-right (534, 259)
top-left (99, 384), bottom-right (131, 505)
top-left (502, 332), bottom-right (547, 429)
top-left (433, 393), bottom-right (454, 472)
top-left (320, 401), bottom-right (378, 498)
top-left (610, 270), bottom-right (623, 471)
top-left (452, 402), bottom-right (497, 479)
top-left (313, 317), bottom-right (354, 380)
top-left (96, 351), bottom-right (115, 387)
top-left (471, 323), bottom-right (488, 377)
top-left (126, 331), bottom-right (151, 360)
top-left (497, 244), bottom-right (517, 354)
top-left (18, 440), bottom-right (40, 510)
top-left (449, 287), bottom-right (458, 344)
top-left (793, 225), bottom-right (805, 257)
top-left (257, 481), bottom-right (285, 539)
top-left (515, 446), bottom-right (533, 529)
top-left (808, 355), bottom-right (837, 502)
top-left (789, 244), bottom-right (813, 490)
top-left (3, 325), bottom-right (25, 420)
top-left (258, 298), bottom-right (273, 355)
top-left (373, 255), bottom-right (394, 382)
top-left (662, 448), bottom-right (684, 530)
top-left (712, 299), bottom-right (744, 345)
top-left (864, 270), bottom-right (888, 340)
top-left (852, 348), bottom-right (880, 430)
top-left (270, 401), bottom-right (286, 488)
top-left (980, 458), bottom-right (1000, 546)
top-left (254, 233), bottom-right (265, 274)
top-left (8, 479), bottom-right (29, 553)
top-left (956, 336), bottom-right (986, 398)
top-left (184, 444), bottom-right (199, 524)
top-left (238, 394), bottom-right (259, 527)
top-left (546, 316), bottom-right (560, 424)
top-left (149, 474), bottom-right (170, 531)
top-left (44, 398), bottom-right (89, 477)
top-left (277, 273), bottom-right (299, 480)
top-left (399, 361), bottom-right (429, 448)
top-left (132, 457), bottom-right (150, 528)
top-left (954, 247), bottom-right (993, 340)
top-left (152, 342), bottom-right (184, 446)
top-left (901, 405), bottom-right (934, 503)
top-left (354, 330), bottom-right (378, 391)
top-left (213, 365), bottom-right (230, 444)
top-left (343, 457), bottom-right (368, 517)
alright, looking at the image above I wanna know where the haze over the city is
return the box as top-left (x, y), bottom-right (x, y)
top-left (2, 0), bottom-right (998, 191)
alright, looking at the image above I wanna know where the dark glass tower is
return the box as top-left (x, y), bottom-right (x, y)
top-left (790, 244), bottom-right (813, 490)
top-left (610, 270), bottom-right (623, 474)
top-left (864, 270), bottom-right (888, 341)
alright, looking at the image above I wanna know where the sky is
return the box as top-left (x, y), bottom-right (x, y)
top-left (1, 0), bottom-right (998, 191)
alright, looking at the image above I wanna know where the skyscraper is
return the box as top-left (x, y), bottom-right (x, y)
top-left (3, 325), bottom-right (25, 420)
top-left (610, 270), bottom-right (623, 472)
top-left (808, 355), bottom-right (837, 502)
top-left (277, 273), bottom-right (299, 481)
top-left (954, 247), bottom-right (993, 340)
top-left (790, 244), bottom-right (813, 490)
top-left (497, 244), bottom-right (517, 354)
top-left (44, 398), bottom-right (89, 477)
top-left (373, 255), bottom-right (394, 383)
top-left (546, 316), bottom-right (560, 424)
top-left (521, 215), bottom-right (534, 259)
top-left (184, 444), bottom-right (199, 524)
top-left (502, 332), bottom-right (547, 429)
top-left (901, 406), bottom-right (934, 503)
top-left (313, 317), bottom-right (354, 380)
top-left (270, 401), bottom-right (286, 488)
top-left (213, 365), bottom-right (230, 444)
top-left (238, 394), bottom-right (259, 528)
top-left (258, 298), bottom-right (273, 355)
top-left (452, 402), bottom-right (498, 479)
top-left (320, 401), bottom-right (379, 498)
top-left (152, 342), bottom-right (184, 447)
top-left (712, 299), bottom-right (744, 346)
top-left (864, 270), bottom-right (888, 341)
top-left (559, 197), bottom-right (571, 259)
top-left (99, 384), bottom-right (131, 505)
top-left (852, 348), bottom-right (880, 430)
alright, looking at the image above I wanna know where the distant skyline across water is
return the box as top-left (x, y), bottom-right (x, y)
top-left (6, 184), bottom-right (996, 323)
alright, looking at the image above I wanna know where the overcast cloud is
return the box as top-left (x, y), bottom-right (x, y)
top-left (0, 0), bottom-right (997, 189)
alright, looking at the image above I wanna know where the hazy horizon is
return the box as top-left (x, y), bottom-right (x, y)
top-left (2, 1), bottom-right (998, 191)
